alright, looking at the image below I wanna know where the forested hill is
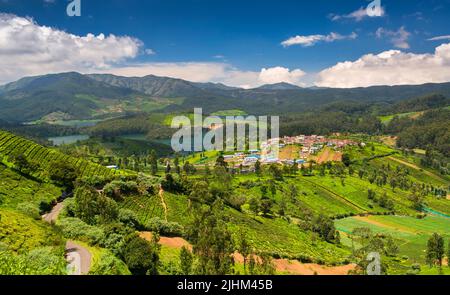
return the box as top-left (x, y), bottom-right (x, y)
top-left (1, 72), bottom-right (450, 122)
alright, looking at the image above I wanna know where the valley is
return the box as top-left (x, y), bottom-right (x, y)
top-left (0, 72), bottom-right (449, 276)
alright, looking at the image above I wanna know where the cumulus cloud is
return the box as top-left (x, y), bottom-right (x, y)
top-left (376, 26), bottom-right (411, 49)
top-left (281, 32), bottom-right (357, 47)
top-left (0, 13), bottom-right (309, 88)
top-left (258, 67), bottom-right (306, 85)
top-left (0, 13), bottom-right (143, 84)
top-left (330, 6), bottom-right (385, 22)
top-left (315, 43), bottom-right (450, 88)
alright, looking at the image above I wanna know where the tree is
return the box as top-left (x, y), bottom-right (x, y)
top-left (187, 200), bottom-right (235, 275)
top-left (149, 150), bottom-right (158, 175)
top-left (288, 184), bottom-right (298, 202)
top-left (385, 235), bottom-right (399, 257)
top-left (179, 246), bottom-right (193, 275)
top-left (259, 196), bottom-right (273, 217)
top-left (237, 231), bottom-right (251, 274)
top-left (248, 253), bottom-right (275, 275)
top-left (409, 193), bottom-right (424, 211)
top-left (342, 153), bottom-right (352, 167)
top-left (278, 197), bottom-right (287, 216)
top-left (215, 155), bottom-right (228, 169)
top-left (48, 160), bottom-right (78, 190)
top-left (9, 153), bottom-right (39, 175)
top-left (268, 164), bottom-right (283, 181)
top-left (426, 233), bottom-right (445, 267)
top-left (122, 234), bottom-right (160, 275)
top-left (165, 163), bottom-right (171, 174)
top-left (255, 160), bottom-right (262, 176)
top-left (447, 239), bottom-right (450, 268)
top-left (248, 197), bottom-right (260, 217)
top-left (188, 180), bottom-right (213, 205)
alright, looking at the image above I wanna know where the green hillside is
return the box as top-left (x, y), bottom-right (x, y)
top-left (0, 130), bottom-right (123, 180)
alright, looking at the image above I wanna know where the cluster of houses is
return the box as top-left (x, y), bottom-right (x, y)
top-left (222, 135), bottom-right (357, 171)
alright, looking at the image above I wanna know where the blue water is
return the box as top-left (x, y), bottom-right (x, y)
top-left (48, 135), bottom-right (90, 146)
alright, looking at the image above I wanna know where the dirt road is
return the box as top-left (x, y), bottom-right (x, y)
top-left (159, 185), bottom-right (168, 222)
top-left (65, 241), bottom-right (92, 275)
top-left (42, 202), bottom-right (92, 275)
top-left (42, 202), bottom-right (64, 223)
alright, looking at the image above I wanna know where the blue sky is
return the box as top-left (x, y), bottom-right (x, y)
top-left (1, 0), bottom-right (450, 87)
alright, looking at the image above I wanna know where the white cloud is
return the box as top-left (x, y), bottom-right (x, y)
top-left (375, 26), bottom-right (411, 49)
top-left (0, 13), bottom-right (143, 84)
top-left (428, 35), bottom-right (450, 41)
top-left (258, 67), bottom-right (306, 85)
top-left (281, 32), bottom-right (357, 47)
top-left (330, 6), bottom-right (385, 22)
top-left (315, 43), bottom-right (450, 88)
top-left (0, 13), bottom-right (309, 88)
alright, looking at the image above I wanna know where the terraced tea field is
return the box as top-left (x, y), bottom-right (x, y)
top-left (335, 215), bottom-right (450, 264)
top-left (0, 130), bottom-right (122, 180)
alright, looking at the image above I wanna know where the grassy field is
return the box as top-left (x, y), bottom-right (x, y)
top-left (336, 215), bottom-right (450, 266)
top-left (378, 111), bottom-right (424, 125)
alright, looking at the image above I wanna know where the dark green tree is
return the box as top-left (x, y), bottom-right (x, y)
top-left (426, 233), bottom-right (445, 267)
top-left (122, 233), bottom-right (160, 275)
top-left (179, 246), bottom-right (193, 275)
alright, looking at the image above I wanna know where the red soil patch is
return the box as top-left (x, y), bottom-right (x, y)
top-left (279, 145), bottom-right (301, 160)
top-left (230, 252), bottom-right (355, 275)
top-left (273, 259), bottom-right (355, 275)
top-left (316, 148), bottom-right (342, 164)
top-left (140, 232), bottom-right (192, 250)
top-left (142, 234), bottom-right (356, 275)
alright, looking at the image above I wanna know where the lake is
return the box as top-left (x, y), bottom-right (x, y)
top-left (48, 135), bottom-right (90, 146)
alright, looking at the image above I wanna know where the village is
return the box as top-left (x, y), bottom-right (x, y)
top-left (222, 135), bottom-right (359, 170)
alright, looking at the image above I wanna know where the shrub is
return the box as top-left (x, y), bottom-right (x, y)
top-left (145, 217), bottom-right (184, 237)
top-left (58, 217), bottom-right (104, 245)
top-left (104, 181), bottom-right (139, 200)
top-left (118, 209), bottom-right (140, 228)
top-left (89, 252), bottom-right (131, 275)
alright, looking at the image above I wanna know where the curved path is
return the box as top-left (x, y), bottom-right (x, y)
top-left (159, 185), bottom-right (168, 222)
top-left (42, 202), bottom-right (64, 223)
top-left (42, 202), bottom-right (93, 275)
top-left (65, 241), bottom-right (92, 275)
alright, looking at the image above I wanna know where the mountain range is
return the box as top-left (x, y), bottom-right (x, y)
top-left (1, 72), bottom-right (450, 122)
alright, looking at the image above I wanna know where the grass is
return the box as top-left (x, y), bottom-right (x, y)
top-left (335, 215), bottom-right (450, 265)
top-left (378, 111), bottom-right (423, 125)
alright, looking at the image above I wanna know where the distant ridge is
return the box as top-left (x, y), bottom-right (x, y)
top-left (255, 82), bottom-right (302, 90)
top-left (1, 72), bottom-right (450, 122)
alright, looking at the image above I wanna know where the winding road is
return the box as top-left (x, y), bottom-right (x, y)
top-left (42, 201), bottom-right (92, 275)
top-left (65, 241), bottom-right (92, 275)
